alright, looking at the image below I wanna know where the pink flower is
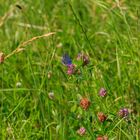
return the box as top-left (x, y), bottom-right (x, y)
top-left (118, 108), bottom-right (129, 118)
top-left (99, 88), bottom-right (107, 97)
top-left (77, 127), bottom-right (86, 136)
top-left (67, 64), bottom-right (75, 75)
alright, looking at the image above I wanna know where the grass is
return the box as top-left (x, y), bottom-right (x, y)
top-left (0, 0), bottom-right (140, 139)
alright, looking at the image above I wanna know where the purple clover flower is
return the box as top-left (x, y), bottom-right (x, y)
top-left (99, 88), bottom-right (107, 97)
top-left (118, 108), bottom-right (129, 118)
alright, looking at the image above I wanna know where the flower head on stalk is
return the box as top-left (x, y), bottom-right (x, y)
top-left (99, 88), bottom-right (107, 97)
top-left (118, 108), bottom-right (129, 118)
top-left (80, 98), bottom-right (90, 110)
top-left (76, 52), bottom-right (89, 66)
top-left (77, 127), bottom-right (86, 136)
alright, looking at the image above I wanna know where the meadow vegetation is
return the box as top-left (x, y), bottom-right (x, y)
top-left (0, 0), bottom-right (140, 139)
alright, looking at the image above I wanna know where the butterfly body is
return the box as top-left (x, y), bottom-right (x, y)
top-left (62, 54), bottom-right (72, 66)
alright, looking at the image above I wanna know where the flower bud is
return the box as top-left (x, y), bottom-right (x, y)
top-left (0, 52), bottom-right (4, 64)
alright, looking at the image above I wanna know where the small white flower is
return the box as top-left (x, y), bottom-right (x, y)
top-left (16, 82), bottom-right (22, 87)
top-left (48, 92), bottom-right (54, 99)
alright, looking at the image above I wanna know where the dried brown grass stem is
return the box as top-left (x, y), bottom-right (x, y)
top-left (5, 32), bottom-right (56, 59)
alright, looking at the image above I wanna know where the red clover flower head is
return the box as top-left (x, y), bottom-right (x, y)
top-left (97, 112), bottom-right (107, 123)
top-left (96, 135), bottom-right (108, 140)
top-left (80, 98), bottom-right (90, 110)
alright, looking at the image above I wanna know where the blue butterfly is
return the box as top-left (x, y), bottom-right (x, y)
top-left (62, 54), bottom-right (72, 66)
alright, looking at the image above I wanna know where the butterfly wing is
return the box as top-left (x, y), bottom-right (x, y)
top-left (62, 54), bottom-right (72, 66)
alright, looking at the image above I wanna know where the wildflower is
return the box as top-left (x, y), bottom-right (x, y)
top-left (82, 54), bottom-right (89, 66)
top-left (118, 108), bottom-right (129, 118)
top-left (16, 82), bottom-right (22, 87)
top-left (97, 112), bottom-right (107, 122)
top-left (62, 54), bottom-right (76, 75)
top-left (62, 54), bottom-right (72, 66)
top-left (99, 88), bottom-right (107, 97)
top-left (77, 127), bottom-right (86, 136)
top-left (48, 92), bottom-right (54, 100)
top-left (96, 135), bottom-right (108, 140)
top-left (76, 53), bottom-right (90, 66)
top-left (67, 64), bottom-right (75, 75)
top-left (0, 52), bottom-right (4, 64)
top-left (80, 98), bottom-right (90, 110)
